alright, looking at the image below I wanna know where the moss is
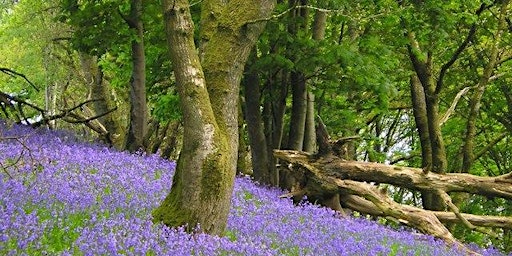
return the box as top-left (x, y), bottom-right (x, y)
top-left (152, 160), bottom-right (193, 229)
top-left (199, 132), bottom-right (232, 203)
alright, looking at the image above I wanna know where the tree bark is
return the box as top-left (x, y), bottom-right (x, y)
top-left (303, 9), bottom-right (326, 153)
top-left (274, 149), bottom-right (512, 246)
top-left (286, 0), bottom-right (309, 151)
top-left (410, 74), bottom-right (432, 168)
top-left (244, 59), bottom-right (275, 184)
top-left (288, 71), bottom-right (307, 150)
top-left (303, 91), bottom-right (316, 152)
top-left (79, 53), bottom-right (122, 148)
top-left (407, 35), bottom-right (447, 211)
top-left (410, 74), bottom-right (437, 208)
top-left (154, 0), bottom-right (275, 236)
top-left (125, 0), bottom-right (148, 152)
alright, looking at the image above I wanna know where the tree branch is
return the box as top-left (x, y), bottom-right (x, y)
top-left (274, 150), bottom-right (512, 203)
top-left (440, 86), bottom-right (474, 126)
top-left (435, 3), bottom-right (488, 94)
top-left (0, 68), bottom-right (39, 92)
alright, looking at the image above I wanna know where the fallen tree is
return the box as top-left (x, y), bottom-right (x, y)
top-left (274, 149), bottom-right (512, 250)
top-left (0, 90), bottom-right (117, 143)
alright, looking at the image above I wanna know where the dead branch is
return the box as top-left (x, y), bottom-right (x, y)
top-left (440, 86), bottom-right (473, 126)
top-left (341, 193), bottom-right (512, 229)
top-left (274, 149), bottom-right (512, 248)
top-left (275, 150), bottom-right (512, 200)
top-left (0, 67), bottom-right (39, 92)
top-left (0, 90), bottom-right (117, 140)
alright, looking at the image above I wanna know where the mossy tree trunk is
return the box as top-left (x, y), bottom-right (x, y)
top-left (79, 53), bottom-right (123, 148)
top-left (153, 0), bottom-right (275, 236)
top-left (461, 1), bottom-right (509, 173)
top-left (407, 35), bottom-right (448, 211)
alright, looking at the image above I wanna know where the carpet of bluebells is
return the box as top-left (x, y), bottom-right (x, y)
top-left (0, 121), bottom-right (506, 256)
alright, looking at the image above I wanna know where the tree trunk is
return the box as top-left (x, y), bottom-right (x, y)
top-left (303, 91), bottom-right (316, 152)
top-left (125, 0), bottom-right (148, 152)
top-left (407, 38), bottom-right (447, 211)
top-left (274, 149), bottom-right (512, 249)
top-left (237, 102), bottom-right (252, 175)
top-left (410, 74), bottom-right (432, 168)
top-left (303, 9), bottom-right (326, 154)
top-left (244, 59), bottom-right (274, 184)
top-left (153, 0), bottom-right (275, 236)
top-left (79, 53), bottom-right (122, 148)
top-left (286, 0), bottom-right (309, 151)
top-left (462, 1), bottom-right (509, 173)
top-left (263, 80), bottom-right (285, 185)
top-left (410, 74), bottom-right (438, 209)
top-left (288, 71), bottom-right (307, 150)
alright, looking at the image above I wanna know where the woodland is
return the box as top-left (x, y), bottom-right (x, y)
top-left (1, 0), bottom-right (512, 254)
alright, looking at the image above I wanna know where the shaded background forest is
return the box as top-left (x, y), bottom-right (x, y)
top-left (1, 0), bottom-right (511, 251)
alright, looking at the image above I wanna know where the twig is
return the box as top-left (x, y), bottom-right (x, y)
top-left (0, 131), bottom-right (39, 179)
top-left (440, 86), bottom-right (474, 126)
top-left (0, 68), bottom-right (39, 92)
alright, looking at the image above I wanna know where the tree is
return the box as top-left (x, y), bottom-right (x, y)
top-left (124, 0), bottom-right (148, 152)
top-left (152, 0), bottom-right (276, 235)
top-left (243, 52), bottom-right (276, 184)
top-left (403, 0), bottom-right (510, 211)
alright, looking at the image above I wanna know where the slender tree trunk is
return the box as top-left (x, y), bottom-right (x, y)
top-left (263, 78), bottom-right (285, 185)
top-left (462, 1), bottom-right (509, 173)
top-left (287, 0), bottom-right (309, 151)
top-left (288, 72), bottom-right (307, 150)
top-left (303, 10), bottom-right (326, 153)
top-left (312, 10), bottom-right (326, 41)
top-left (45, 83), bottom-right (57, 129)
top-left (237, 102), bottom-right (252, 175)
top-left (269, 72), bottom-right (288, 150)
top-left (79, 53), bottom-right (122, 148)
top-left (303, 91), bottom-right (316, 152)
top-left (126, 0), bottom-right (148, 152)
top-left (407, 40), bottom-right (447, 211)
top-left (154, 0), bottom-right (275, 235)
top-left (410, 74), bottom-right (438, 209)
top-left (410, 74), bottom-right (432, 168)
top-left (244, 60), bottom-right (274, 184)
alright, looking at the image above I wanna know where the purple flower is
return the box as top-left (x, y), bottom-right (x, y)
top-left (0, 121), bottom-right (506, 255)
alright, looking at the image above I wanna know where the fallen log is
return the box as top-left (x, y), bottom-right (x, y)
top-left (341, 194), bottom-right (512, 229)
top-left (273, 149), bottom-right (512, 248)
top-left (274, 150), bottom-right (512, 200)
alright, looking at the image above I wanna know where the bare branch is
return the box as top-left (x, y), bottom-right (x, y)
top-left (473, 132), bottom-right (508, 161)
top-left (0, 67), bottom-right (39, 92)
top-left (440, 86), bottom-right (474, 126)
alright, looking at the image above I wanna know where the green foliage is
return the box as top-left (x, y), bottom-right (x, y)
top-left (152, 91), bottom-right (181, 122)
top-left (57, 0), bottom-right (132, 56)
top-left (0, 1), bottom-right (57, 99)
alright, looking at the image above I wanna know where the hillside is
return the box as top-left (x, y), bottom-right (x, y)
top-left (0, 121), bottom-right (504, 255)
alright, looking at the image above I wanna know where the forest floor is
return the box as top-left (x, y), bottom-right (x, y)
top-left (0, 121), bottom-right (505, 255)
